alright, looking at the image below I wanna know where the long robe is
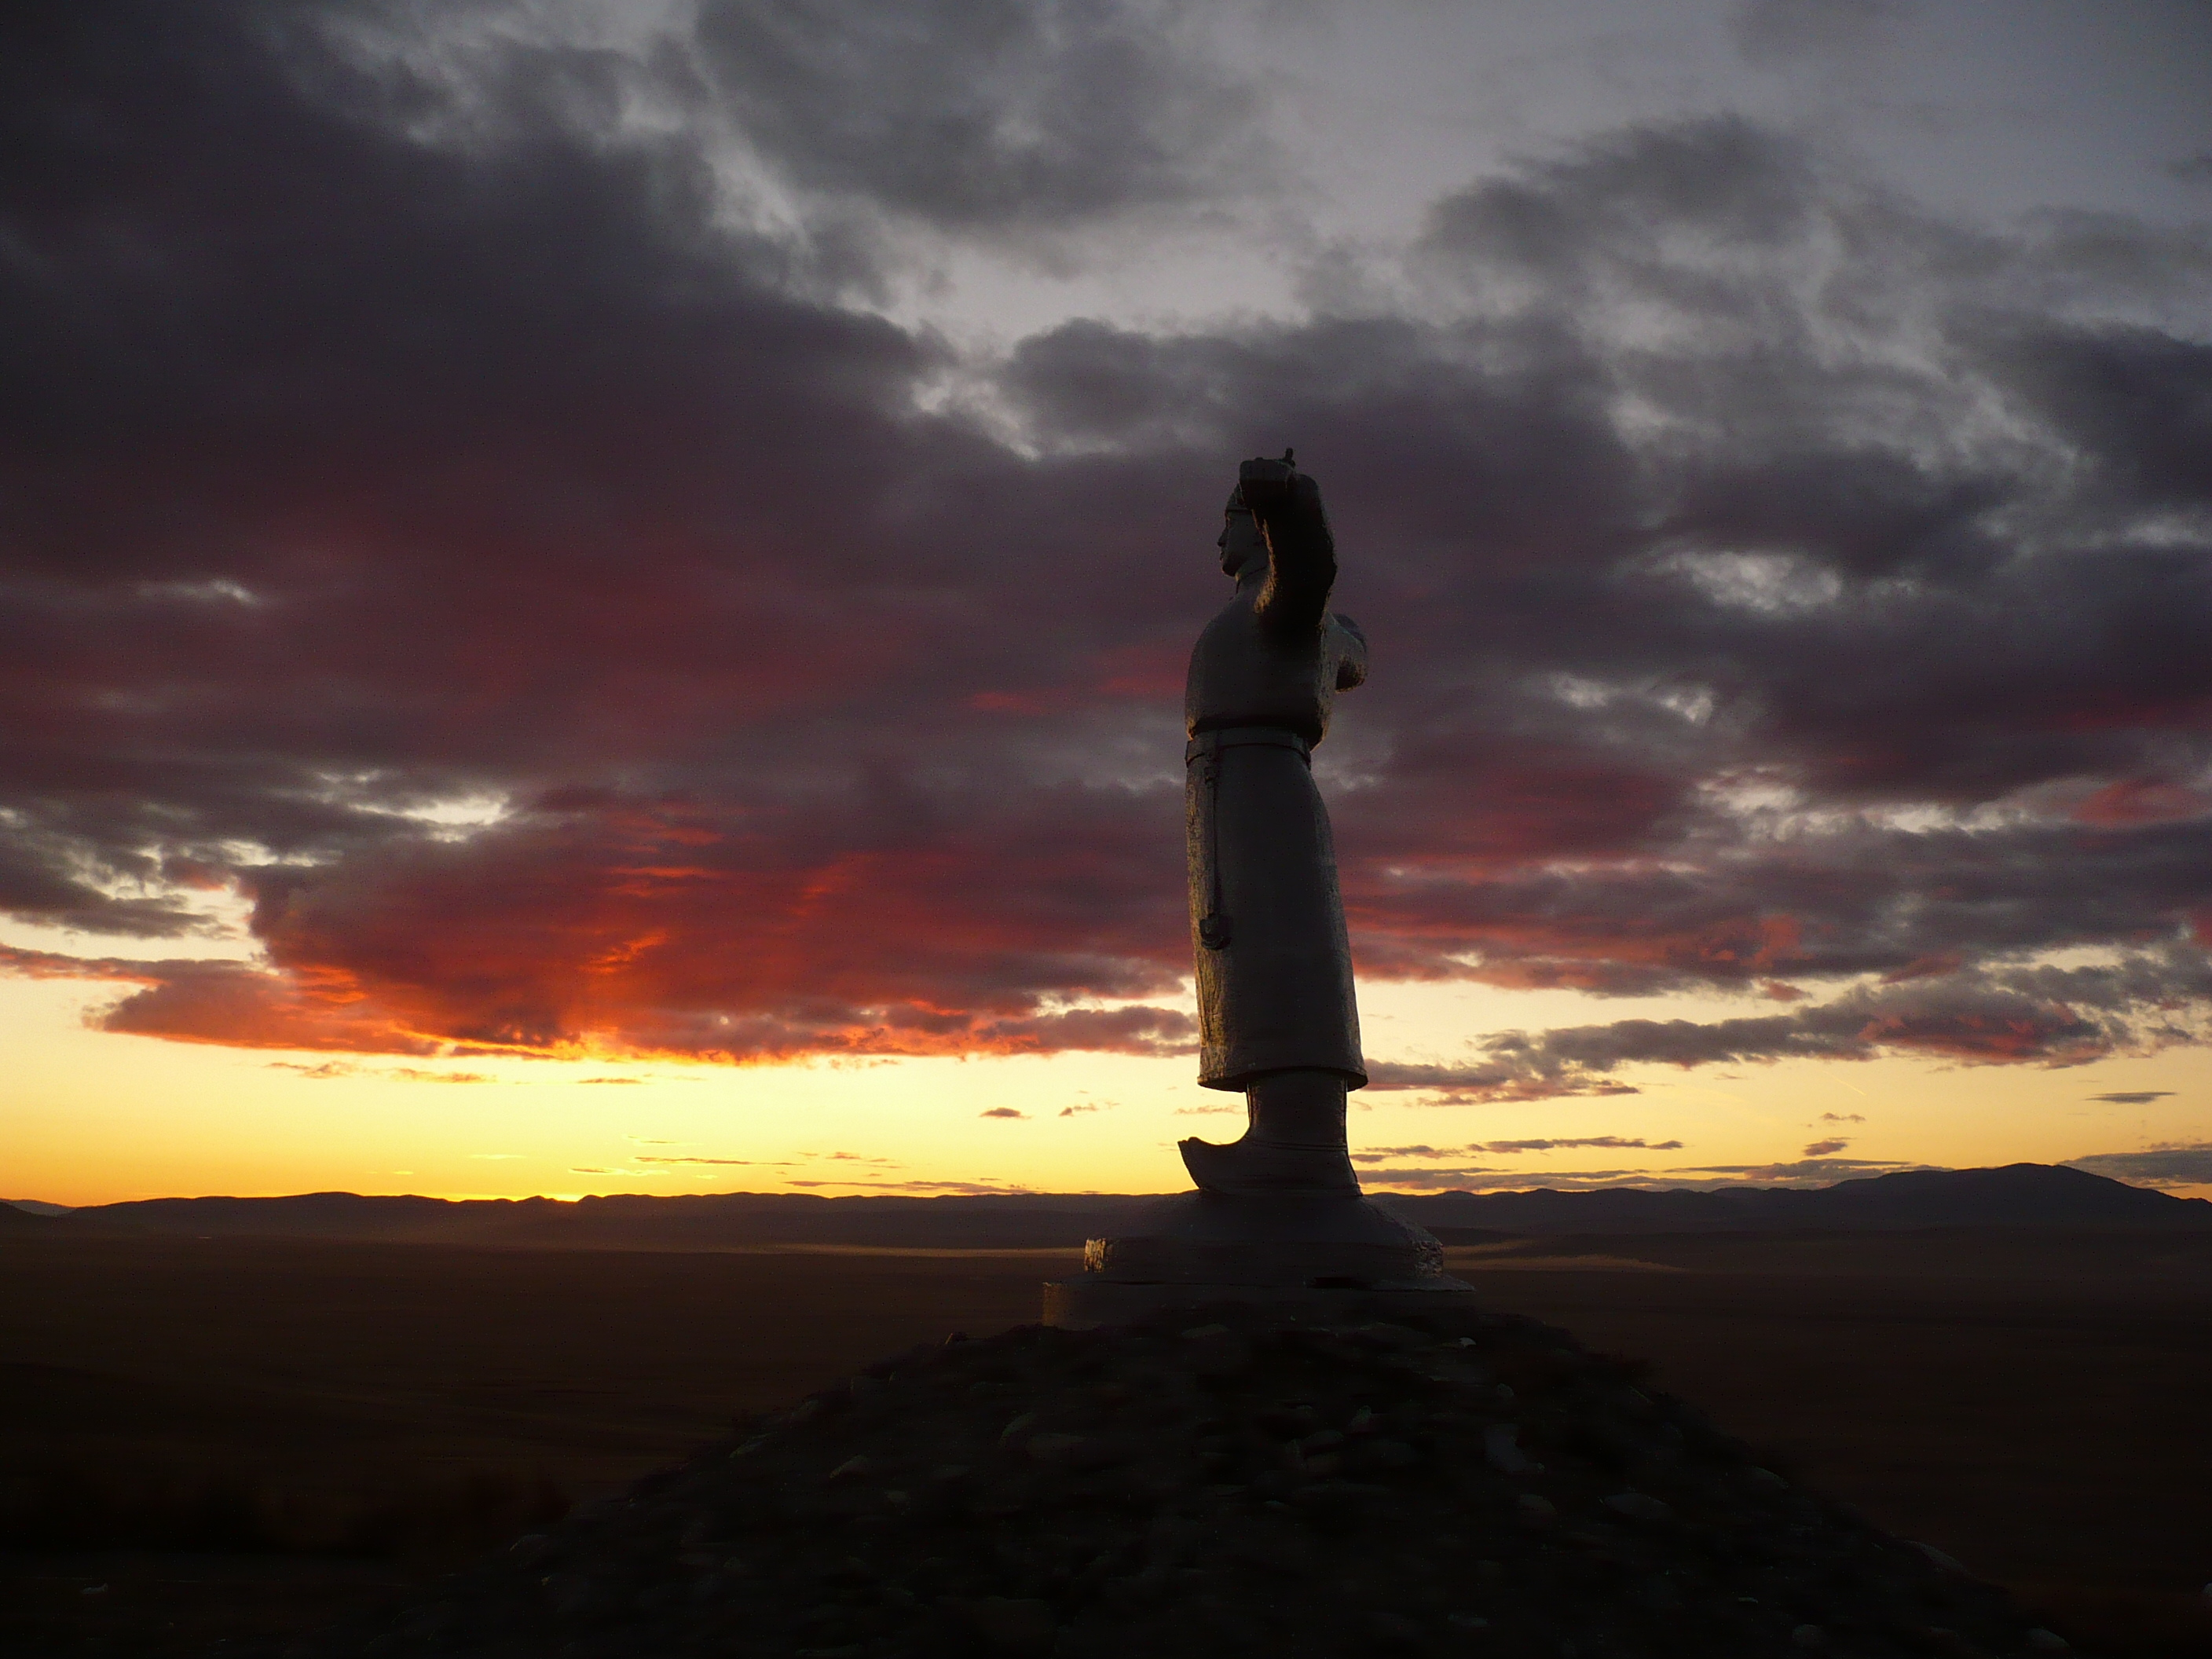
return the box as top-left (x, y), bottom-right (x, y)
top-left (1184, 508), bottom-right (1368, 1090)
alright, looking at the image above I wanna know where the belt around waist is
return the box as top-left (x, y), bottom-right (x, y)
top-left (1186, 725), bottom-right (1312, 765)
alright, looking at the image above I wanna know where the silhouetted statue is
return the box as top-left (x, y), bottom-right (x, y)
top-left (1039, 453), bottom-right (1469, 1324)
top-left (1178, 452), bottom-right (1368, 1196)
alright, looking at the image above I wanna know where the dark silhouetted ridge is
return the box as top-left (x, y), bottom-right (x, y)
top-left (56, 1190), bottom-right (1159, 1249)
top-left (37, 1164), bottom-right (2208, 1250)
top-left (1389, 1162), bottom-right (2210, 1237)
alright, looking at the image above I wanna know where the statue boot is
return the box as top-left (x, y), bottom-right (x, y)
top-left (1178, 1070), bottom-right (1360, 1196)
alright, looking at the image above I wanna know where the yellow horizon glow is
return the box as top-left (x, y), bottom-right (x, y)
top-left (6, 954), bottom-right (2208, 1209)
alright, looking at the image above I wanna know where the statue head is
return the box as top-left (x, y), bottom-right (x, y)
top-left (1217, 484), bottom-right (1267, 579)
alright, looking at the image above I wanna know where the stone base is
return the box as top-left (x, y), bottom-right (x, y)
top-left (1041, 1189), bottom-right (1478, 1328)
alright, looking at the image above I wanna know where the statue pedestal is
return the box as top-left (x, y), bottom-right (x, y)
top-left (1042, 1190), bottom-right (1477, 1328)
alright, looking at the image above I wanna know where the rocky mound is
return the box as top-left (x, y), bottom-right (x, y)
top-left (276, 1303), bottom-right (2073, 1659)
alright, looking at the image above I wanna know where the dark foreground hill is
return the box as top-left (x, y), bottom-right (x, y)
top-left (39, 1163), bottom-right (2210, 1249)
top-left (271, 1301), bottom-right (2068, 1659)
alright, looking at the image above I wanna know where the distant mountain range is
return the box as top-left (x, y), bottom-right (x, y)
top-left (0, 1198), bottom-right (74, 1218)
top-left (1399, 1163), bottom-right (2210, 1237)
top-left (5, 1163), bottom-right (2206, 1247)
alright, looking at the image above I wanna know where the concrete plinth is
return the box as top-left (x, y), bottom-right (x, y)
top-left (1042, 1190), bottom-right (1477, 1328)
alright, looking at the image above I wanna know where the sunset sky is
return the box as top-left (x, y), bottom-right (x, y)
top-left (5, 0), bottom-right (2211, 1207)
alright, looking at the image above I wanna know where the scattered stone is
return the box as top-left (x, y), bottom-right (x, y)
top-left (263, 1302), bottom-right (2082, 1659)
top-left (1914, 1540), bottom-right (1970, 1574)
top-left (1600, 1491), bottom-right (1672, 1522)
top-left (1484, 1423), bottom-right (1532, 1474)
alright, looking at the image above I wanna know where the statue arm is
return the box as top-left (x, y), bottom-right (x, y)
top-left (1332, 614), bottom-right (1368, 690)
top-left (1239, 456), bottom-right (1336, 639)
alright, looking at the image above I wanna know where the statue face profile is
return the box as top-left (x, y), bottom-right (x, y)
top-left (1216, 497), bottom-right (1266, 577)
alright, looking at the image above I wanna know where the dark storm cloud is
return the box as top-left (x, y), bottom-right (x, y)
top-left (0, 809), bottom-right (207, 936)
top-left (695, 0), bottom-right (1270, 240)
top-left (1224, 119), bottom-right (2208, 1090)
top-left (1727, 0), bottom-right (1916, 66)
top-left (0, 1), bottom-right (1207, 1063)
top-left (1361, 1059), bottom-right (1642, 1103)
top-left (1983, 324), bottom-right (2212, 511)
top-left (1381, 953), bottom-right (2212, 1102)
top-left (2, 5), bottom-right (2210, 1096)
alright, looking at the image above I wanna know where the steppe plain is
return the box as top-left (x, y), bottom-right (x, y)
top-left (2, 1225), bottom-right (2207, 1657)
